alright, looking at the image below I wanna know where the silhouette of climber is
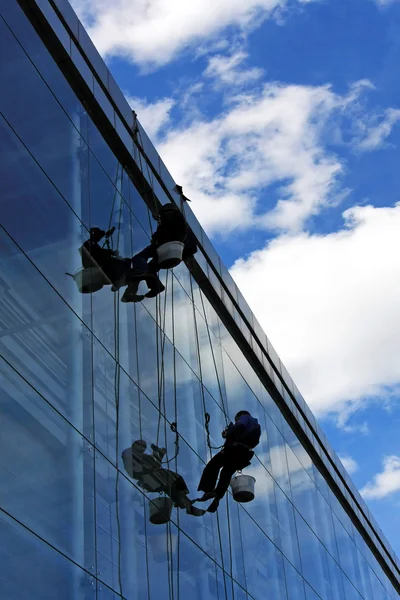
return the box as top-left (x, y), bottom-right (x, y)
top-left (121, 203), bottom-right (197, 302)
top-left (122, 440), bottom-right (205, 517)
top-left (195, 411), bottom-right (261, 513)
top-left (79, 204), bottom-right (197, 302)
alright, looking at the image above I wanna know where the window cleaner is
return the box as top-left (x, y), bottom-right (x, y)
top-left (122, 440), bottom-right (205, 519)
top-left (195, 411), bottom-right (261, 513)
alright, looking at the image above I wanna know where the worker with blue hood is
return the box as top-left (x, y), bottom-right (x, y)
top-left (195, 411), bottom-right (261, 513)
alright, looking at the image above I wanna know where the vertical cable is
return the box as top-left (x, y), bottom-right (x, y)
top-left (171, 273), bottom-right (181, 600)
top-left (199, 289), bottom-right (229, 425)
top-left (188, 274), bottom-right (229, 600)
top-left (236, 502), bottom-right (249, 599)
top-left (112, 175), bottom-right (124, 597)
top-left (133, 303), bottom-right (151, 600)
top-left (225, 495), bottom-right (235, 600)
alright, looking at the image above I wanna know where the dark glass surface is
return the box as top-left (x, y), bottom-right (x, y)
top-left (0, 3), bottom-right (399, 599)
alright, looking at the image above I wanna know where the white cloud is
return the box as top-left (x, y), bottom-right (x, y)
top-left (70, 0), bottom-right (318, 68)
top-left (204, 51), bottom-right (264, 86)
top-left (230, 203), bottom-right (400, 419)
top-left (338, 455), bottom-right (359, 475)
top-left (374, 0), bottom-right (400, 6)
top-left (127, 96), bottom-right (175, 139)
top-left (357, 108), bottom-right (400, 151)
top-left (158, 82), bottom-right (355, 234)
top-left (361, 456), bottom-right (400, 499)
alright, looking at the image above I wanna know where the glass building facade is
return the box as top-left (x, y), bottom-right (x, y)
top-left (0, 1), bottom-right (399, 599)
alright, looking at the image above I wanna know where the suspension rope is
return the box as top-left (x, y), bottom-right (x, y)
top-left (216, 511), bottom-right (230, 600)
top-left (112, 178), bottom-right (124, 598)
top-left (171, 271), bottom-right (181, 600)
top-left (189, 276), bottom-right (225, 452)
top-left (187, 271), bottom-right (230, 600)
top-left (102, 163), bottom-right (121, 251)
top-left (133, 112), bottom-right (160, 226)
top-left (225, 495), bottom-right (235, 600)
top-left (236, 501), bottom-right (249, 600)
top-left (199, 289), bottom-right (230, 425)
top-left (133, 296), bottom-right (151, 600)
top-left (155, 270), bottom-right (169, 445)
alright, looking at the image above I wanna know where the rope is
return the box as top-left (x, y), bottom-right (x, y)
top-left (112, 179), bottom-right (124, 599)
top-left (133, 113), bottom-right (160, 224)
top-left (225, 495), bottom-right (235, 600)
top-left (133, 301), bottom-right (151, 600)
top-left (171, 271), bottom-right (181, 600)
top-left (189, 276), bottom-right (226, 453)
top-left (236, 502), bottom-right (249, 600)
top-left (113, 307), bottom-right (122, 591)
top-left (199, 289), bottom-right (230, 426)
top-left (155, 270), bottom-right (169, 445)
top-left (102, 163), bottom-right (121, 251)
top-left (204, 412), bottom-right (224, 451)
top-left (187, 272), bottom-right (230, 600)
top-left (216, 511), bottom-right (230, 600)
top-left (114, 291), bottom-right (124, 598)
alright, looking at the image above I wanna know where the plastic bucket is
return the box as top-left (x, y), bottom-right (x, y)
top-left (74, 268), bottom-right (106, 293)
top-left (156, 242), bottom-right (184, 269)
top-left (149, 497), bottom-right (175, 525)
top-left (230, 475), bottom-right (255, 503)
top-left (148, 532), bottom-right (178, 563)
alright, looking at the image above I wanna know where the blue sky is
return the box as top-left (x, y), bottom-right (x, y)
top-left (71, 0), bottom-right (400, 555)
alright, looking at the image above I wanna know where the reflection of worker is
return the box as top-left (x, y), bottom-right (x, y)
top-left (79, 227), bottom-right (150, 300)
top-left (196, 411), bottom-right (261, 513)
top-left (79, 227), bottom-right (128, 284)
top-left (122, 440), bottom-right (205, 517)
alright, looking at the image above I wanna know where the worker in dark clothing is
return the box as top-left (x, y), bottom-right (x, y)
top-left (121, 203), bottom-right (197, 302)
top-left (122, 440), bottom-right (205, 517)
top-left (195, 411), bottom-right (261, 513)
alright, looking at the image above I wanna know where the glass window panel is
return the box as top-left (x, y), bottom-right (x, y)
top-left (136, 121), bottom-right (162, 174)
top-left (264, 416), bottom-right (292, 498)
top-left (0, 511), bottom-right (96, 600)
top-left (52, 0), bottom-right (80, 37)
top-left (0, 24), bottom-right (87, 205)
top-left (0, 362), bottom-right (95, 568)
top-left (107, 72), bottom-right (134, 129)
top-left (169, 281), bottom-right (200, 376)
top-left (342, 576), bottom-right (363, 600)
top-left (295, 513), bottom-right (333, 600)
top-left (304, 583), bottom-right (322, 600)
top-left (333, 514), bottom-right (362, 590)
top-left (36, 0), bottom-right (72, 53)
top-left (275, 483), bottom-right (302, 571)
top-left (0, 229), bottom-right (94, 438)
top-left (78, 21), bottom-right (108, 86)
top-left (284, 558), bottom-right (306, 600)
top-left (240, 510), bottom-right (288, 600)
top-left (71, 40), bottom-right (94, 93)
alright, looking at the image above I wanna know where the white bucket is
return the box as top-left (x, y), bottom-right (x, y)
top-left (149, 497), bottom-right (175, 525)
top-left (74, 268), bottom-right (107, 293)
top-left (148, 533), bottom-right (178, 563)
top-left (230, 475), bottom-right (256, 503)
top-left (156, 241), bottom-right (184, 269)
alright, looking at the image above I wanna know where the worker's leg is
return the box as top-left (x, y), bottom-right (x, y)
top-left (214, 464), bottom-right (237, 499)
top-left (197, 451), bottom-right (225, 494)
top-left (206, 463), bottom-right (237, 513)
top-left (207, 448), bottom-right (252, 513)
